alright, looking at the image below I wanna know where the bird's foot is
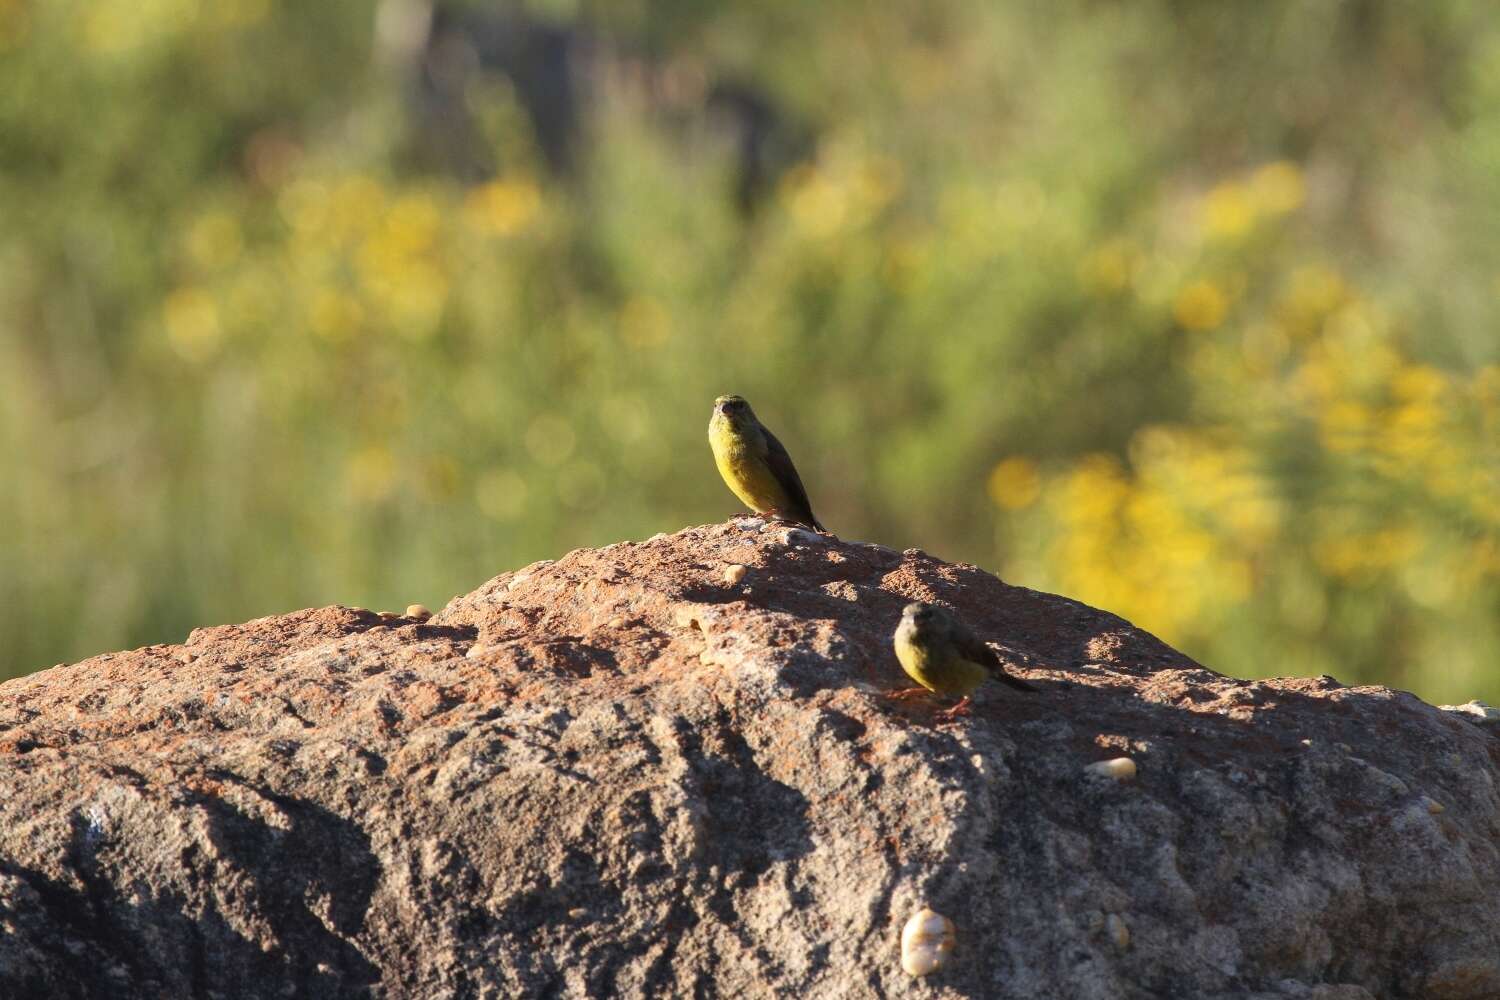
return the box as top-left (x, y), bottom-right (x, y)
top-left (936, 697), bottom-right (974, 720)
top-left (883, 687), bottom-right (931, 702)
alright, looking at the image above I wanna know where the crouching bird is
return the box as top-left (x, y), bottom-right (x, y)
top-left (708, 394), bottom-right (825, 531)
top-left (892, 602), bottom-right (1035, 718)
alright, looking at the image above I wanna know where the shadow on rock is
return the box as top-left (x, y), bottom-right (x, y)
top-left (0, 782), bottom-right (381, 999)
top-left (483, 707), bottom-right (817, 996)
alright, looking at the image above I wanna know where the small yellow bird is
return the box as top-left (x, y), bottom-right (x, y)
top-left (708, 394), bottom-right (825, 531)
top-left (892, 602), bottom-right (1035, 717)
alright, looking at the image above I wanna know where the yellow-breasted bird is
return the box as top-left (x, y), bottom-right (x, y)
top-left (708, 394), bottom-right (825, 531)
top-left (892, 602), bottom-right (1035, 718)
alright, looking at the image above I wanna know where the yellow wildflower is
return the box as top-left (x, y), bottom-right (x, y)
top-left (1174, 280), bottom-right (1228, 331)
top-left (987, 457), bottom-right (1041, 510)
top-left (1250, 161), bottom-right (1306, 215)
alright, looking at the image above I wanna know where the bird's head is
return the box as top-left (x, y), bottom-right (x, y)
top-left (712, 394), bottom-right (754, 427)
top-left (901, 602), bottom-right (940, 631)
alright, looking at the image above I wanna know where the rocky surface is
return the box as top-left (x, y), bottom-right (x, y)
top-left (2, 518), bottom-right (1498, 999)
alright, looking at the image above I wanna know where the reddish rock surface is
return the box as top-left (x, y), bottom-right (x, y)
top-left (2, 518), bottom-right (1498, 998)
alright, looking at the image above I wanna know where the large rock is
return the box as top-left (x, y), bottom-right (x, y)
top-left (2, 519), bottom-right (1497, 998)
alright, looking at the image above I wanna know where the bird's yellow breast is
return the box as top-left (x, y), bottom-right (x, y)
top-left (894, 626), bottom-right (990, 697)
top-left (709, 417), bottom-right (792, 514)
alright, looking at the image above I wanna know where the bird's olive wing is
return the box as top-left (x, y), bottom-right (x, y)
top-left (950, 619), bottom-right (1004, 670)
top-left (761, 425), bottom-right (822, 530)
top-left (952, 619), bottom-right (1038, 693)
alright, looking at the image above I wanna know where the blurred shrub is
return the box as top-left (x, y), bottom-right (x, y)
top-left (1, 0), bottom-right (1496, 703)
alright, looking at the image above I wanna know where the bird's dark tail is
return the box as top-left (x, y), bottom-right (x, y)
top-left (997, 672), bottom-right (1037, 693)
top-left (793, 504), bottom-right (825, 533)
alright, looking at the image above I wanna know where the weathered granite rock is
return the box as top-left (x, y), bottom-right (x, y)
top-left (1442, 701), bottom-right (1500, 729)
top-left (2, 518), bottom-right (1498, 998)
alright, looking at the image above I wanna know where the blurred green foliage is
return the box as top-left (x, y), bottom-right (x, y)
top-left (2, 0), bottom-right (1497, 702)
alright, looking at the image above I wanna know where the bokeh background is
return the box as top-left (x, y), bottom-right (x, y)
top-left (2, 1), bottom-right (1497, 701)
